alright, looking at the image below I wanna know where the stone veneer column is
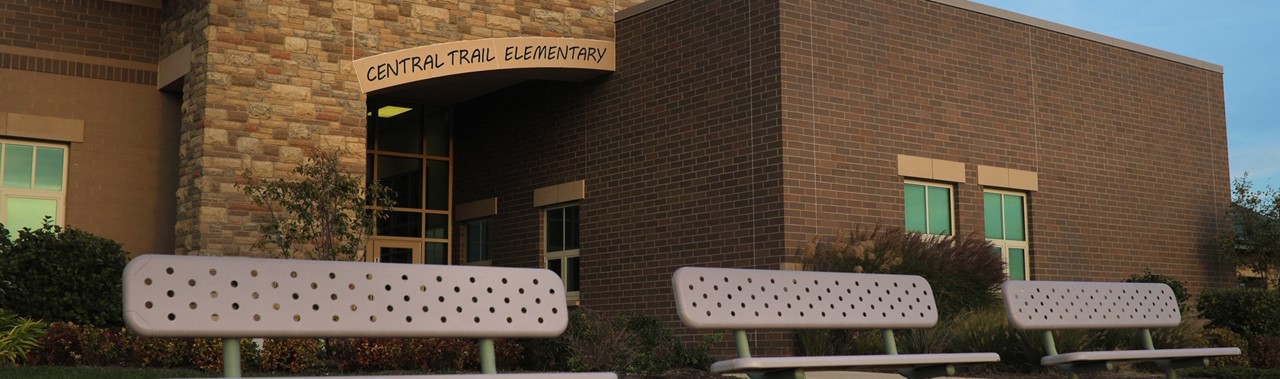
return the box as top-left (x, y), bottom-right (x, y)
top-left (171, 0), bottom-right (642, 256)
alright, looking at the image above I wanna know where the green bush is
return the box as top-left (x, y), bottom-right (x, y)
top-left (0, 309), bottom-right (47, 366)
top-left (799, 226), bottom-right (1005, 318)
top-left (1203, 328), bottom-right (1250, 367)
top-left (796, 226), bottom-right (1005, 357)
top-left (947, 306), bottom-right (1101, 372)
top-left (540, 308), bottom-right (718, 377)
top-left (1247, 335), bottom-right (1280, 369)
top-left (25, 322), bottom-right (80, 366)
top-left (260, 338), bottom-right (324, 373)
top-left (1199, 288), bottom-right (1280, 337)
top-left (0, 223), bottom-right (128, 327)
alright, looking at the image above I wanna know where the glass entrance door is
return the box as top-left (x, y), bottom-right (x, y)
top-left (369, 239), bottom-right (421, 264)
top-left (366, 99), bottom-right (452, 264)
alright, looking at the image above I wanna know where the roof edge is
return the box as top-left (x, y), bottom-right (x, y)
top-left (615, 0), bottom-right (676, 22)
top-left (931, 0), bottom-right (1223, 73)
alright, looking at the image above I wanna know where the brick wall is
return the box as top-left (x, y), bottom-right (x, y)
top-left (453, 0), bottom-right (790, 354)
top-left (0, 0), bottom-right (160, 63)
top-left (777, 0), bottom-right (1233, 292)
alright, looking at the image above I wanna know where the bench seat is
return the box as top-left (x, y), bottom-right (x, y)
top-left (673, 267), bottom-right (1000, 379)
top-left (1041, 347), bottom-right (1241, 366)
top-left (711, 353), bottom-right (1000, 374)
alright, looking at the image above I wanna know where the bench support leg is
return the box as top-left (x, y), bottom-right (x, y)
top-left (223, 338), bottom-right (241, 378)
top-left (899, 364), bottom-right (955, 379)
top-left (479, 338), bottom-right (496, 374)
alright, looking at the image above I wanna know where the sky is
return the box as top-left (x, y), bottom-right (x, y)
top-left (970, 0), bottom-right (1280, 188)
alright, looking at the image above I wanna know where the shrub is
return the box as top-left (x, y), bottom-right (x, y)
top-left (1198, 288), bottom-right (1280, 337)
top-left (1203, 328), bottom-right (1250, 367)
top-left (799, 226), bottom-right (1005, 318)
top-left (25, 322), bottom-right (80, 366)
top-left (1247, 335), bottom-right (1280, 369)
top-left (947, 306), bottom-right (1101, 372)
top-left (0, 309), bottom-right (47, 366)
top-left (129, 335), bottom-right (194, 368)
top-left (260, 338), bottom-right (324, 373)
top-left (0, 223), bottom-right (128, 327)
top-left (538, 308), bottom-right (717, 376)
top-left (191, 338), bottom-right (259, 373)
top-left (74, 326), bottom-right (129, 366)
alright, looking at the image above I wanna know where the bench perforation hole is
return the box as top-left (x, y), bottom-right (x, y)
top-left (168, 313), bottom-right (176, 321)
top-left (145, 301), bottom-right (153, 309)
top-left (331, 315), bottom-right (338, 322)
top-left (167, 290), bottom-right (175, 298)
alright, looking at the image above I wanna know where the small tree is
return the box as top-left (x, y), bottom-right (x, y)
top-left (1217, 174), bottom-right (1280, 288)
top-left (241, 149), bottom-right (393, 261)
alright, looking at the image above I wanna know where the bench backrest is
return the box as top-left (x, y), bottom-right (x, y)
top-left (672, 267), bottom-right (939, 330)
top-left (123, 254), bottom-right (568, 338)
top-left (1002, 280), bottom-right (1181, 330)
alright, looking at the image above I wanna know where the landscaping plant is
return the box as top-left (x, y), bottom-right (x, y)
top-left (0, 309), bottom-right (46, 366)
top-left (0, 223), bottom-right (128, 327)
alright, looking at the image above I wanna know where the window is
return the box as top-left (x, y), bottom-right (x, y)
top-left (0, 141), bottom-right (66, 234)
top-left (985, 190), bottom-right (1029, 280)
top-left (364, 99), bottom-right (451, 265)
top-left (545, 204), bottom-right (580, 300)
top-left (465, 219), bottom-right (491, 265)
top-left (904, 180), bottom-right (953, 235)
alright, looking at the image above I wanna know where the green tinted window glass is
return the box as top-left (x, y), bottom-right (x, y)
top-left (904, 184), bottom-right (926, 233)
top-left (984, 192), bottom-right (1003, 239)
top-left (926, 186), bottom-right (951, 234)
top-left (1005, 195), bottom-right (1025, 241)
top-left (1008, 248), bottom-right (1026, 280)
top-left (34, 147), bottom-right (64, 191)
top-left (6, 197), bottom-right (56, 233)
top-left (4, 145), bottom-right (33, 189)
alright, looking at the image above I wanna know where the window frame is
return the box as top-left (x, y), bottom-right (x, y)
top-left (463, 219), bottom-right (492, 266)
top-left (544, 203), bottom-right (580, 301)
top-left (984, 188), bottom-right (1030, 280)
top-left (0, 140), bottom-right (68, 232)
top-left (903, 179), bottom-right (955, 236)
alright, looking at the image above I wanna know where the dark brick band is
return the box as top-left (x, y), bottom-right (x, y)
top-left (0, 52), bottom-right (156, 86)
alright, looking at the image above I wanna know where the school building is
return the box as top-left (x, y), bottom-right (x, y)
top-left (0, 0), bottom-right (1234, 352)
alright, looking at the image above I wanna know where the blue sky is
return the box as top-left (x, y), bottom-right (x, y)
top-left (971, 0), bottom-right (1280, 187)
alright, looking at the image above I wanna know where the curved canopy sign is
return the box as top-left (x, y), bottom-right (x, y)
top-left (354, 37), bottom-right (615, 94)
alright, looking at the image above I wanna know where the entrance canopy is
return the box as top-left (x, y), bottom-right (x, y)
top-left (354, 37), bottom-right (615, 104)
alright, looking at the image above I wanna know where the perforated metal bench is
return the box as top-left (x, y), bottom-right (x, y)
top-left (1002, 281), bottom-right (1241, 379)
top-left (123, 254), bottom-right (616, 379)
top-left (672, 267), bottom-right (1000, 379)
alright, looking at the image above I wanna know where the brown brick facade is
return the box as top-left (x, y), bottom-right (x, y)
top-left (454, 0), bottom-right (1232, 356)
top-left (775, 0), bottom-right (1232, 291)
top-left (0, 0), bottom-right (160, 63)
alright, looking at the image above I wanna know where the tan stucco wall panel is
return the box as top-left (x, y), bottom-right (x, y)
top-left (456, 197), bottom-right (498, 221)
top-left (3, 113), bottom-right (85, 143)
top-left (979, 165), bottom-right (1039, 192)
top-left (532, 180), bottom-right (586, 207)
top-left (898, 154), bottom-right (965, 183)
top-left (0, 68), bottom-right (178, 255)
